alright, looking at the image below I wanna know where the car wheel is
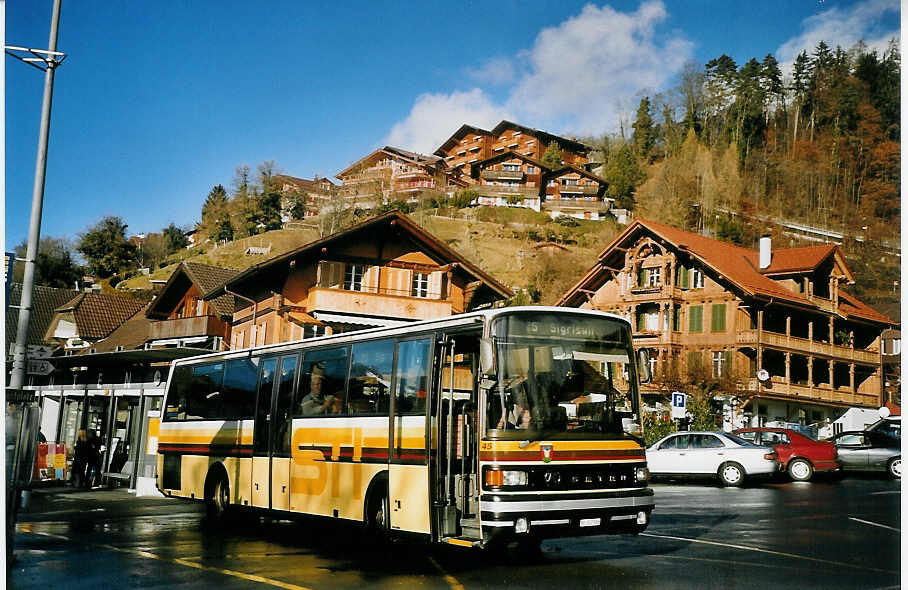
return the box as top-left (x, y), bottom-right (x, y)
top-left (787, 458), bottom-right (814, 482)
top-left (718, 462), bottom-right (745, 487)
top-left (887, 457), bottom-right (901, 479)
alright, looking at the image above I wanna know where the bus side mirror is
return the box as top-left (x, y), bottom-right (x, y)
top-left (638, 349), bottom-right (652, 383)
top-left (480, 338), bottom-right (497, 377)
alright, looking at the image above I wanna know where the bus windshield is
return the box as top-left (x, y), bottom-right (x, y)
top-left (486, 313), bottom-right (640, 439)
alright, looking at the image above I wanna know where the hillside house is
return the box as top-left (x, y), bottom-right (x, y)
top-left (335, 146), bottom-right (458, 207)
top-left (207, 211), bottom-right (512, 349)
top-left (276, 174), bottom-right (336, 219)
top-left (435, 120), bottom-right (592, 182)
top-left (557, 219), bottom-right (894, 429)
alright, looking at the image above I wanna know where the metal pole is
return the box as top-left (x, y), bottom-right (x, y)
top-left (10, 0), bottom-right (63, 387)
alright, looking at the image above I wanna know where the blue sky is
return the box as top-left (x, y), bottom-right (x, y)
top-left (5, 0), bottom-right (899, 249)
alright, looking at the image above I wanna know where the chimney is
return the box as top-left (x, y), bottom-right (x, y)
top-left (759, 235), bottom-right (772, 270)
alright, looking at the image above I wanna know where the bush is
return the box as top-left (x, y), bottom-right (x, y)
top-left (643, 410), bottom-right (676, 446)
top-left (554, 215), bottom-right (580, 227)
top-left (109, 275), bottom-right (122, 288)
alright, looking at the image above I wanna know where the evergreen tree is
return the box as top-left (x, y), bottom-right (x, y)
top-left (632, 96), bottom-right (656, 161)
top-left (541, 142), bottom-right (563, 168)
top-left (162, 223), bottom-right (189, 253)
top-left (604, 144), bottom-right (645, 210)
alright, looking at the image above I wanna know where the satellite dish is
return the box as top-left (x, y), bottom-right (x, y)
top-left (756, 369), bottom-right (770, 382)
top-left (879, 406), bottom-right (891, 419)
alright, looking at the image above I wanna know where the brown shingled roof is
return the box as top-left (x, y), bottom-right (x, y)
top-left (743, 243), bottom-right (839, 275)
top-left (54, 292), bottom-right (146, 341)
top-left (91, 305), bottom-right (153, 353)
top-left (146, 262), bottom-right (238, 320)
top-left (5, 283), bottom-right (81, 350)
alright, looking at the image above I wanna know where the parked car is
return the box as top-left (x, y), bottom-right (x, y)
top-left (828, 431), bottom-right (901, 479)
top-left (866, 416), bottom-right (900, 440)
top-left (646, 431), bottom-right (779, 487)
top-left (733, 427), bottom-right (839, 482)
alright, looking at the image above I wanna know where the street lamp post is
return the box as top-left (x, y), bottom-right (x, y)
top-left (7, 0), bottom-right (66, 387)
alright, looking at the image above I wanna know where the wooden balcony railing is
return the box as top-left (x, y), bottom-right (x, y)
top-left (308, 287), bottom-right (455, 319)
top-left (745, 377), bottom-right (879, 408)
top-left (557, 185), bottom-right (599, 195)
top-left (736, 329), bottom-right (879, 363)
top-left (148, 315), bottom-right (228, 341)
top-left (482, 170), bottom-right (525, 181)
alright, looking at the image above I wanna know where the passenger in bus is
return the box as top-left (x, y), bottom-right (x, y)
top-left (300, 363), bottom-right (340, 415)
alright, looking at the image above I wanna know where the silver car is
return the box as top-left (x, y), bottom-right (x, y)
top-left (647, 431), bottom-right (780, 486)
top-left (829, 431), bottom-right (901, 479)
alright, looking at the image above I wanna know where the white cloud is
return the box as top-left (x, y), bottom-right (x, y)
top-left (507, 1), bottom-right (692, 133)
top-left (776, 0), bottom-right (899, 72)
top-left (384, 89), bottom-right (511, 154)
top-left (467, 56), bottom-right (516, 85)
top-left (386, 1), bottom-right (693, 152)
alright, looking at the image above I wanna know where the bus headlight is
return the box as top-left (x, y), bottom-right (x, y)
top-left (485, 468), bottom-right (528, 488)
top-left (635, 466), bottom-right (650, 483)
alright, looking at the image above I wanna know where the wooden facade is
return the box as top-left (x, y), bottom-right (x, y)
top-left (558, 220), bottom-right (894, 427)
top-left (208, 212), bottom-right (512, 349)
top-left (335, 146), bottom-right (453, 207)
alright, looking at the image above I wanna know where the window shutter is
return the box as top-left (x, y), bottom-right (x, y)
top-left (637, 268), bottom-right (645, 287)
top-left (687, 351), bottom-right (702, 372)
top-left (636, 310), bottom-right (645, 331)
top-left (679, 266), bottom-right (690, 289)
top-left (364, 265), bottom-right (379, 293)
top-left (429, 271), bottom-right (443, 299)
top-left (723, 350), bottom-right (733, 374)
top-left (689, 305), bottom-right (703, 333)
top-left (711, 303), bottom-right (727, 332)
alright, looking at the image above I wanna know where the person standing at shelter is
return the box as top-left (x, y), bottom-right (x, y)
top-left (72, 429), bottom-right (89, 488)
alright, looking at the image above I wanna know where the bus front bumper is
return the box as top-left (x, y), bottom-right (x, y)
top-left (479, 487), bottom-right (655, 541)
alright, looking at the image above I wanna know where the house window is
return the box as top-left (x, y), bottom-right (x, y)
top-left (648, 267), bottom-right (661, 287)
top-left (689, 305), bottom-right (703, 333)
top-left (691, 268), bottom-right (704, 289)
top-left (502, 164), bottom-right (521, 172)
top-left (711, 303), bottom-right (727, 332)
top-left (563, 179), bottom-right (577, 185)
top-left (344, 264), bottom-right (365, 291)
top-left (712, 350), bottom-right (730, 377)
top-left (527, 166), bottom-right (536, 174)
top-left (411, 272), bottom-right (430, 298)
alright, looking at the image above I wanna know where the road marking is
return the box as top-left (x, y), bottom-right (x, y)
top-left (849, 517), bottom-right (900, 532)
top-left (427, 555), bottom-right (467, 590)
top-left (641, 532), bottom-right (898, 574)
top-left (870, 490), bottom-right (900, 495)
top-left (17, 526), bottom-right (314, 590)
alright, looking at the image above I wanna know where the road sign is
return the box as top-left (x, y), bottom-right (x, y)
top-left (27, 345), bottom-right (54, 358)
top-left (671, 391), bottom-right (687, 419)
top-left (27, 359), bottom-right (54, 376)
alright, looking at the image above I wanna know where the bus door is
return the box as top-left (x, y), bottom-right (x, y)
top-left (433, 330), bottom-right (480, 539)
top-left (388, 337), bottom-right (433, 534)
top-left (251, 354), bottom-right (298, 510)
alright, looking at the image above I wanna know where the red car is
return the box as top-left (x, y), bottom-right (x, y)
top-left (732, 427), bottom-right (839, 481)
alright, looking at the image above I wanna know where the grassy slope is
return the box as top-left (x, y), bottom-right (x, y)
top-left (119, 210), bottom-right (618, 304)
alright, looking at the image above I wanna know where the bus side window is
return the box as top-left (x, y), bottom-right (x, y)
top-left (396, 339), bottom-right (431, 415)
top-left (295, 347), bottom-right (349, 417)
top-left (164, 366), bottom-right (192, 421)
top-left (188, 362), bottom-right (225, 419)
top-left (348, 340), bottom-right (394, 415)
top-left (221, 358), bottom-right (260, 420)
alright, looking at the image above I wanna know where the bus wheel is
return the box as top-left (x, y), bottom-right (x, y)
top-left (365, 486), bottom-right (390, 541)
top-left (206, 472), bottom-right (230, 520)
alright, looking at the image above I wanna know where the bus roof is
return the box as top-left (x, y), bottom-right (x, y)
top-left (169, 306), bottom-right (630, 366)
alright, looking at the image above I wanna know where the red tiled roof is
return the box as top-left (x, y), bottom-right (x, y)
top-left (559, 219), bottom-right (895, 326)
top-left (743, 244), bottom-right (838, 275)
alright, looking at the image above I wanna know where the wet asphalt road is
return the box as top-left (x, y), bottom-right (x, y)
top-left (9, 475), bottom-right (901, 590)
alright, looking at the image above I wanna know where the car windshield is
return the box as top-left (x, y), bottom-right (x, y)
top-left (486, 313), bottom-right (640, 439)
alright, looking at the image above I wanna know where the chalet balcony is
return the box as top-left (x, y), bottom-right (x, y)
top-left (479, 185), bottom-right (539, 198)
top-left (148, 315), bottom-right (228, 341)
top-left (735, 329), bottom-right (879, 363)
top-left (745, 377), bottom-right (879, 408)
top-left (482, 169), bottom-right (525, 181)
top-left (543, 197), bottom-right (608, 211)
top-left (557, 185), bottom-right (599, 195)
top-left (308, 286), bottom-right (454, 320)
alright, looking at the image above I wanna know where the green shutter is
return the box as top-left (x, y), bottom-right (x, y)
top-left (679, 265), bottom-right (690, 289)
top-left (672, 304), bottom-right (681, 331)
top-left (711, 303), bottom-right (727, 332)
top-left (636, 310), bottom-right (645, 331)
top-left (687, 351), bottom-right (702, 372)
top-left (637, 268), bottom-right (645, 287)
top-left (689, 305), bottom-right (703, 333)
top-left (723, 350), bottom-right (733, 375)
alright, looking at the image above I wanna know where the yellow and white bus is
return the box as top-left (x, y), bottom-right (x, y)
top-left (157, 307), bottom-right (654, 549)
